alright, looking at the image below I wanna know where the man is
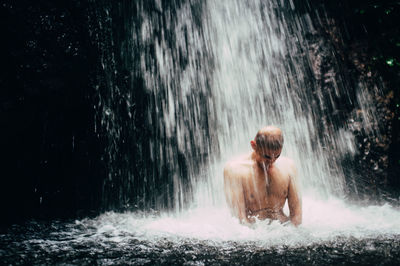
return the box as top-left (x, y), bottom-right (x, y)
top-left (223, 126), bottom-right (302, 226)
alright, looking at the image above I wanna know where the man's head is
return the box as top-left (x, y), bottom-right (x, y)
top-left (250, 126), bottom-right (283, 166)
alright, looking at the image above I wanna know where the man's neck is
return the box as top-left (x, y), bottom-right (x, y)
top-left (251, 152), bottom-right (272, 172)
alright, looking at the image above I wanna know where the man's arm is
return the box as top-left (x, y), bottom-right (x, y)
top-left (224, 166), bottom-right (253, 224)
top-left (287, 166), bottom-right (302, 226)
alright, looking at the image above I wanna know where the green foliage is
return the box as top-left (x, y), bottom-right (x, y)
top-left (386, 59), bottom-right (395, 66)
top-left (350, 1), bottom-right (400, 73)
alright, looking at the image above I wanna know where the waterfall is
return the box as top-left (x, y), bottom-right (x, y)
top-left (95, 0), bottom-right (383, 212)
top-left (192, 0), bottom-right (360, 207)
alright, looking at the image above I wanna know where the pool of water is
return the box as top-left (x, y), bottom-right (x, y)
top-left (2, 196), bottom-right (400, 265)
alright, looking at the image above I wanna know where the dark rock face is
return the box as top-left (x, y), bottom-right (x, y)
top-left (302, 0), bottom-right (400, 202)
top-left (1, 0), bottom-right (105, 224)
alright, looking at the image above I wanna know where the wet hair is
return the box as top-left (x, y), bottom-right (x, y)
top-left (255, 127), bottom-right (284, 151)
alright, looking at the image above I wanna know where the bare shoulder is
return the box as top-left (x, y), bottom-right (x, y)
top-left (275, 156), bottom-right (297, 177)
top-left (224, 154), bottom-right (252, 179)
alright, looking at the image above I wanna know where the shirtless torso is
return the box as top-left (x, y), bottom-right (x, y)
top-left (223, 127), bottom-right (302, 226)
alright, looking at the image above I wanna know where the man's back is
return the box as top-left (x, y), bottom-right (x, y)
top-left (223, 126), bottom-right (302, 226)
top-left (224, 154), bottom-right (297, 223)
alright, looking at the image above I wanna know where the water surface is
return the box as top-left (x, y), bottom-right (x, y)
top-left (2, 196), bottom-right (399, 265)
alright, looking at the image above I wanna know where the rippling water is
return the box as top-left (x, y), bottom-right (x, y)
top-left (2, 196), bottom-right (400, 265)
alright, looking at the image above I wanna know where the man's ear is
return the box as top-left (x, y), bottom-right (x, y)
top-left (250, 140), bottom-right (257, 151)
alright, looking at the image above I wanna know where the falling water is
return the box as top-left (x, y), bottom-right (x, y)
top-left (91, 0), bottom-right (397, 219)
top-left (132, 0), bottom-right (377, 210)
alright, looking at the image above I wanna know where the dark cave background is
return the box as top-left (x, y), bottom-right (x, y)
top-left (1, 0), bottom-right (399, 227)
